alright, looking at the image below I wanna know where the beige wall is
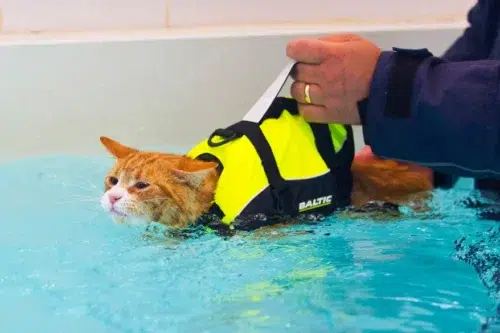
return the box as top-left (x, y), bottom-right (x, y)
top-left (0, 0), bottom-right (474, 32)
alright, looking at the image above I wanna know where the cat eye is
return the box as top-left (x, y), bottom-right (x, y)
top-left (134, 182), bottom-right (150, 189)
top-left (108, 176), bottom-right (118, 185)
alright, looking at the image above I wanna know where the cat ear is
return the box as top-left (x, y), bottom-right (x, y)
top-left (100, 136), bottom-right (138, 159)
top-left (171, 158), bottom-right (219, 187)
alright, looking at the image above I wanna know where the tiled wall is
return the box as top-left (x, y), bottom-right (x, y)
top-left (0, 0), bottom-right (476, 33)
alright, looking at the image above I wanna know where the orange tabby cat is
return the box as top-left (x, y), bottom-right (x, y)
top-left (99, 136), bottom-right (433, 229)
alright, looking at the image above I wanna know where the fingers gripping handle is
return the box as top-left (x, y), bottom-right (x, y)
top-left (242, 60), bottom-right (296, 123)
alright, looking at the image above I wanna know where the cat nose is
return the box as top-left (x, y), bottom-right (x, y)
top-left (108, 194), bottom-right (122, 205)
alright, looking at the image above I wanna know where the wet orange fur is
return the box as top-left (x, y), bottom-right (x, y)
top-left (100, 136), bottom-right (433, 229)
top-left (351, 157), bottom-right (433, 207)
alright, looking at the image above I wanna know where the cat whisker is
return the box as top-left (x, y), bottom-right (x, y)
top-left (74, 177), bottom-right (100, 190)
top-left (71, 210), bottom-right (101, 225)
top-left (66, 194), bottom-right (100, 199)
top-left (69, 192), bottom-right (98, 196)
top-left (83, 179), bottom-right (98, 189)
top-left (55, 198), bottom-right (100, 205)
top-left (83, 204), bottom-right (109, 215)
top-left (80, 203), bottom-right (101, 210)
top-left (87, 207), bottom-right (104, 215)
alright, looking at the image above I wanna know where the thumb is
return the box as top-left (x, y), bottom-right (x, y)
top-left (286, 38), bottom-right (330, 65)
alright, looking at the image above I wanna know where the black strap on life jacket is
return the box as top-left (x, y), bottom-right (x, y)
top-left (309, 123), bottom-right (354, 171)
top-left (192, 152), bottom-right (227, 220)
top-left (207, 120), bottom-right (293, 215)
top-left (309, 123), bottom-right (354, 206)
top-left (265, 97), bottom-right (354, 173)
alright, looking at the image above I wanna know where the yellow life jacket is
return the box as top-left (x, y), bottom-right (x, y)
top-left (186, 97), bottom-right (354, 231)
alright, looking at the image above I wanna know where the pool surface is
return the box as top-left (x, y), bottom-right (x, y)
top-left (0, 155), bottom-right (499, 332)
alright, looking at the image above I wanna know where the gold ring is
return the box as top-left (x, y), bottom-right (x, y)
top-left (304, 84), bottom-right (311, 104)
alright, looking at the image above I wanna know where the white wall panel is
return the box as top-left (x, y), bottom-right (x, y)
top-left (0, 25), bottom-right (465, 162)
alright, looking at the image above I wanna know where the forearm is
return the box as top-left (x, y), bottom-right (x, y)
top-left (360, 50), bottom-right (500, 178)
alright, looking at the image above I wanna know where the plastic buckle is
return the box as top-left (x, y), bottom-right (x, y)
top-left (207, 128), bottom-right (239, 147)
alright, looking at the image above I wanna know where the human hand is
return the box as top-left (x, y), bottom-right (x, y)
top-left (286, 34), bottom-right (381, 125)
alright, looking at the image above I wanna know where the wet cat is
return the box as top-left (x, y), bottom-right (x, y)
top-left (99, 136), bottom-right (433, 231)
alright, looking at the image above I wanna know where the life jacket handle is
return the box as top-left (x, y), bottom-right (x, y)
top-left (242, 60), bottom-right (296, 123)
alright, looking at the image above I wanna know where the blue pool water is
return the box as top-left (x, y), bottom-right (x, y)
top-left (0, 155), bottom-right (499, 333)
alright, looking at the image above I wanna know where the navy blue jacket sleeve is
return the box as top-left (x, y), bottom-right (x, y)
top-left (361, 53), bottom-right (500, 178)
top-left (360, 0), bottom-right (500, 179)
top-left (442, 0), bottom-right (499, 61)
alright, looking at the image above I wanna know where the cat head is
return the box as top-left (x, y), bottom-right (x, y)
top-left (99, 136), bottom-right (219, 228)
